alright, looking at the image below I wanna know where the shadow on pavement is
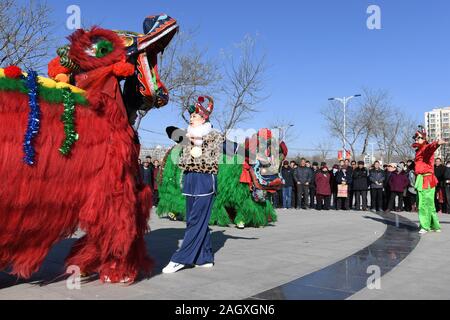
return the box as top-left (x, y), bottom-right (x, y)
top-left (144, 228), bottom-right (258, 278)
top-left (250, 212), bottom-right (420, 300)
top-left (0, 238), bottom-right (77, 290)
top-left (362, 215), bottom-right (419, 231)
top-left (0, 228), bottom-right (258, 288)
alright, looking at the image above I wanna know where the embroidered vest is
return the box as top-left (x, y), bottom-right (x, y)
top-left (178, 130), bottom-right (224, 174)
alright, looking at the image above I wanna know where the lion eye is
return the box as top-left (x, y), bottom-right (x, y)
top-left (95, 40), bottom-right (114, 58)
top-left (87, 39), bottom-right (114, 58)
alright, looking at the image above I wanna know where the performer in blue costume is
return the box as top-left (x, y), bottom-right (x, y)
top-left (163, 96), bottom-right (234, 273)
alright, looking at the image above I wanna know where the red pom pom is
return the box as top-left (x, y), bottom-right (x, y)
top-left (198, 96), bottom-right (205, 103)
top-left (112, 61), bottom-right (135, 77)
top-left (4, 65), bottom-right (23, 79)
top-left (258, 128), bottom-right (272, 140)
top-left (48, 57), bottom-right (71, 79)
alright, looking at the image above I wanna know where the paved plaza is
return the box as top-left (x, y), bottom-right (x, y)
top-left (0, 209), bottom-right (449, 300)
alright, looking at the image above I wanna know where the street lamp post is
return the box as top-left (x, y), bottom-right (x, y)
top-left (328, 94), bottom-right (361, 156)
top-left (273, 124), bottom-right (294, 141)
top-left (368, 142), bottom-right (376, 163)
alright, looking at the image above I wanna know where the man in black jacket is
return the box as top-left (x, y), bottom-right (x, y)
top-left (145, 156), bottom-right (155, 170)
top-left (347, 160), bottom-right (357, 209)
top-left (140, 160), bottom-right (153, 189)
top-left (383, 164), bottom-right (395, 211)
top-left (335, 167), bottom-right (352, 210)
top-left (435, 158), bottom-right (446, 213)
top-left (309, 162), bottom-right (320, 209)
top-left (294, 158), bottom-right (313, 209)
top-left (369, 161), bottom-right (385, 212)
top-left (281, 160), bottom-right (295, 209)
top-left (352, 161), bottom-right (369, 211)
top-left (290, 161), bottom-right (298, 208)
top-left (444, 161), bottom-right (450, 214)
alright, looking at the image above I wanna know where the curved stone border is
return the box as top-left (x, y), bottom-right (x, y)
top-left (249, 213), bottom-right (420, 300)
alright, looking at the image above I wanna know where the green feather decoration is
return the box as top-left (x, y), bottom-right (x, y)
top-left (156, 146), bottom-right (187, 219)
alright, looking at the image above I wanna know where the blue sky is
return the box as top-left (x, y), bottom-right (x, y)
top-left (39, 0), bottom-right (450, 155)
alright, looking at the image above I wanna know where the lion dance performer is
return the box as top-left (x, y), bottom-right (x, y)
top-left (157, 128), bottom-right (287, 229)
top-left (413, 126), bottom-right (446, 234)
top-left (0, 15), bottom-right (178, 283)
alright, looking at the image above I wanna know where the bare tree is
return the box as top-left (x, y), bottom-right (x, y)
top-left (215, 35), bottom-right (267, 132)
top-left (357, 88), bottom-right (391, 155)
top-left (0, 0), bottom-right (54, 70)
top-left (322, 88), bottom-right (393, 160)
top-left (268, 118), bottom-right (295, 144)
top-left (158, 33), bottom-right (267, 129)
top-left (372, 110), bottom-right (418, 164)
top-left (321, 100), bottom-right (364, 159)
top-left (390, 115), bottom-right (416, 162)
top-left (374, 112), bottom-right (401, 164)
top-left (159, 30), bottom-right (221, 123)
top-left (315, 139), bottom-right (333, 161)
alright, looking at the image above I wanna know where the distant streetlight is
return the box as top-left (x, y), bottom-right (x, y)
top-left (368, 142), bottom-right (377, 163)
top-left (273, 124), bottom-right (294, 141)
top-left (328, 94), bottom-right (361, 153)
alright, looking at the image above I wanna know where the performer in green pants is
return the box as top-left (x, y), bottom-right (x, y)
top-left (412, 126), bottom-right (446, 234)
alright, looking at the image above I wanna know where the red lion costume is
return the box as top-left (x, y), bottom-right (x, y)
top-left (0, 15), bottom-right (178, 283)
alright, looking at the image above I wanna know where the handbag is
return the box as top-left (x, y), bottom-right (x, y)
top-left (437, 188), bottom-right (445, 204)
top-left (337, 184), bottom-right (348, 198)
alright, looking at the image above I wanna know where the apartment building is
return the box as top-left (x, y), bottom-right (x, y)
top-left (425, 107), bottom-right (450, 160)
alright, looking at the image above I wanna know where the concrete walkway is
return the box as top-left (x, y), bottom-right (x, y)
top-left (0, 209), bottom-right (449, 300)
top-left (351, 212), bottom-right (450, 300)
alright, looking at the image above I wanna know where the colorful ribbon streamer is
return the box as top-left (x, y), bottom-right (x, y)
top-left (60, 88), bottom-right (79, 156)
top-left (23, 70), bottom-right (41, 165)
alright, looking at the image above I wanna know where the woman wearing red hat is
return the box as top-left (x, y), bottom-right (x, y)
top-left (413, 126), bottom-right (446, 234)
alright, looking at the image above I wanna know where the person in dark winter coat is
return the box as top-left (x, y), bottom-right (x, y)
top-left (347, 160), bottom-right (357, 209)
top-left (140, 160), bottom-right (154, 189)
top-left (444, 161), bottom-right (450, 214)
top-left (352, 161), bottom-right (369, 211)
top-left (281, 160), bottom-right (295, 209)
top-left (309, 162), bottom-right (320, 209)
top-left (315, 166), bottom-right (332, 210)
top-left (289, 161), bottom-right (298, 208)
top-left (434, 158), bottom-right (446, 213)
top-left (386, 165), bottom-right (410, 212)
top-left (383, 164), bottom-right (395, 211)
top-left (405, 161), bottom-right (417, 212)
top-left (369, 161), bottom-right (385, 212)
top-left (145, 156), bottom-right (155, 170)
top-left (152, 160), bottom-right (161, 207)
top-left (330, 164), bottom-right (339, 209)
top-left (294, 158), bottom-right (313, 209)
top-left (335, 167), bottom-right (352, 210)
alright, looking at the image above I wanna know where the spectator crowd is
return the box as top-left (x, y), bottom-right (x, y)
top-left (145, 153), bottom-right (450, 215)
top-left (278, 157), bottom-right (450, 214)
top-left (138, 156), bottom-right (161, 208)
